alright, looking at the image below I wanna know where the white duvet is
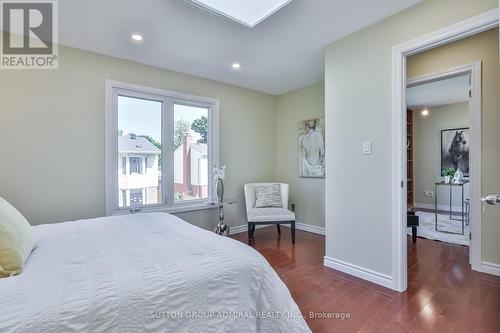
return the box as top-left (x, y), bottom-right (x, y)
top-left (0, 213), bottom-right (310, 333)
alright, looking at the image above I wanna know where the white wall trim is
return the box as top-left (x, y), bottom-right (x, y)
top-left (323, 256), bottom-right (394, 290)
top-left (105, 79), bottom-right (220, 105)
top-left (391, 9), bottom-right (497, 292)
top-left (414, 203), bottom-right (465, 213)
top-left (282, 222), bottom-right (325, 235)
top-left (230, 224), bottom-right (271, 235)
top-left (392, 9), bottom-right (499, 58)
top-left (479, 261), bottom-right (500, 276)
top-left (230, 222), bottom-right (325, 236)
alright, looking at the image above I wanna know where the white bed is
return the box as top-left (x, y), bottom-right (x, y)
top-left (0, 213), bottom-right (310, 333)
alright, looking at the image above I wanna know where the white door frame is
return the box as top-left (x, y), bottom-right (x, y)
top-left (391, 8), bottom-right (498, 292)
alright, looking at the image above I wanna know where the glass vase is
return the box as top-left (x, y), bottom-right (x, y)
top-left (216, 178), bottom-right (224, 203)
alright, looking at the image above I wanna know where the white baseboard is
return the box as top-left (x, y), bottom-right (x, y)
top-left (414, 202), bottom-right (464, 213)
top-left (230, 222), bottom-right (325, 236)
top-left (479, 261), bottom-right (500, 277)
top-left (323, 256), bottom-right (394, 290)
top-left (230, 224), bottom-right (270, 235)
top-left (282, 222), bottom-right (325, 235)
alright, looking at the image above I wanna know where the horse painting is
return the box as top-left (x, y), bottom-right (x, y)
top-left (441, 128), bottom-right (470, 177)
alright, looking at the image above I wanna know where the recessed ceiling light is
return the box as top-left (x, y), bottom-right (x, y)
top-left (421, 108), bottom-right (429, 116)
top-left (232, 63), bottom-right (241, 69)
top-left (130, 34), bottom-right (143, 41)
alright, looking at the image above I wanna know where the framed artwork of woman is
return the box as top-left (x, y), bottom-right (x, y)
top-left (298, 117), bottom-right (325, 178)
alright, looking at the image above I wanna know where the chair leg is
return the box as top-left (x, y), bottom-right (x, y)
top-left (248, 223), bottom-right (253, 244)
top-left (276, 224), bottom-right (281, 234)
top-left (412, 226), bottom-right (417, 244)
top-left (291, 221), bottom-right (295, 244)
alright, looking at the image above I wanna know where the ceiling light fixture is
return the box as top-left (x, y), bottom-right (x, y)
top-left (232, 63), bottom-right (241, 69)
top-left (421, 108), bottom-right (429, 116)
top-left (130, 34), bottom-right (144, 41)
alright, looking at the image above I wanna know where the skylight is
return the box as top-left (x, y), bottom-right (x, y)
top-left (182, 0), bottom-right (292, 28)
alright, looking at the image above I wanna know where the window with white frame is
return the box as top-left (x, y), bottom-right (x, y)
top-left (106, 80), bottom-right (220, 215)
top-left (129, 157), bottom-right (143, 174)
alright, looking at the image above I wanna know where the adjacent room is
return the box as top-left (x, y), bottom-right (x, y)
top-left (1, 1), bottom-right (499, 332)
top-left (407, 74), bottom-right (472, 246)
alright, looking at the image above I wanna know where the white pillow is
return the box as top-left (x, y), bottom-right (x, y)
top-left (0, 197), bottom-right (37, 277)
top-left (254, 184), bottom-right (283, 208)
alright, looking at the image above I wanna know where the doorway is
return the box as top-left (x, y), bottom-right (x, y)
top-left (406, 68), bottom-right (476, 248)
top-left (391, 10), bottom-right (498, 292)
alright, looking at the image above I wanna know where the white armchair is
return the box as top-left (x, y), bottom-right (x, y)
top-left (244, 183), bottom-right (296, 244)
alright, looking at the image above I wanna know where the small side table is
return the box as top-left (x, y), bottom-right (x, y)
top-left (213, 199), bottom-right (236, 236)
top-left (434, 181), bottom-right (467, 235)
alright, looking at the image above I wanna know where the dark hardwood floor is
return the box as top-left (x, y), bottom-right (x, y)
top-left (232, 227), bottom-right (500, 332)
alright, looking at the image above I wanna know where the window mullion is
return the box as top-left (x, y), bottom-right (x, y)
top-left (209, 103), bottom-right (220, 204)
top-left (163, 97), bottom-right (175, 208)
top-left (111, 89), bottom-right (120, 213)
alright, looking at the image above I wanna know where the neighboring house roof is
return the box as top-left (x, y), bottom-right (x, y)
top-left (118, 135), bottom-right (160, 154)
top-left (173, 142), bottom-right (208, 156)
top-left (191, 143), bottom-right (207, 156)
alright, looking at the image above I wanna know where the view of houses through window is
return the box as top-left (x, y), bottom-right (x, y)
top-left (117, 95), bottom-right (163, 208)
top-left (117, 96), bottom-right (209, 209)
top-left (173, 104), bottom-right (209, 202)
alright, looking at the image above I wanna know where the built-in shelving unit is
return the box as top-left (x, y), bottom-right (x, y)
top-left (407, 109), bottom-right (414, 209)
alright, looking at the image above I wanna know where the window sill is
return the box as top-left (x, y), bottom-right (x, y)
top-left (112, 202), bottom-right (219, 216)
top-left (166, 203), bottom-right (219, 214)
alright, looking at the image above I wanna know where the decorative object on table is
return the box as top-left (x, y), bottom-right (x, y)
top-left (441, 127), bottom-right (469, 177)
top-left (298, 117), bottom-right (325, 178)
top-left (442, 167), bottom-right (455, 184)
top-left (244, 183), bottom-right (296, 244)
top-left (213, 165), bottom-right (226, 202)
top-left (213, 166), bottom-right (229, 236)
top-left (453, 168), bottom-right (463, 184)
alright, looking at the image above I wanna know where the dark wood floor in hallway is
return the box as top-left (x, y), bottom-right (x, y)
top-left (232, 227), bottom-right (500, 332)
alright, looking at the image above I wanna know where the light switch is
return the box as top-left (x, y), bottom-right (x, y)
top-left (362, 141), bottom-right (371, 155)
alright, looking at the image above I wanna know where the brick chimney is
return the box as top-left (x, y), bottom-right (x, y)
top-left (183, 134), bottom-right (192, 195)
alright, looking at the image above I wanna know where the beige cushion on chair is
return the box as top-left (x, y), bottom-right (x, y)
top-left (0, 197), bottom-right (37, 277)
top-left (244, 183), bottom-right (290, 212)
top-left (254, 184), bottom-right (283, 208)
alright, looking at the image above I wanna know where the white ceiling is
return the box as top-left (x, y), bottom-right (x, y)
top-left (407, 75), bottom-right (470, 108)
top-left (59, 0), bottom-right (421, 95)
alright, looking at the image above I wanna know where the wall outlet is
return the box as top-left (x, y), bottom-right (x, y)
top-left (424, 191), bottom-right (434, 198)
